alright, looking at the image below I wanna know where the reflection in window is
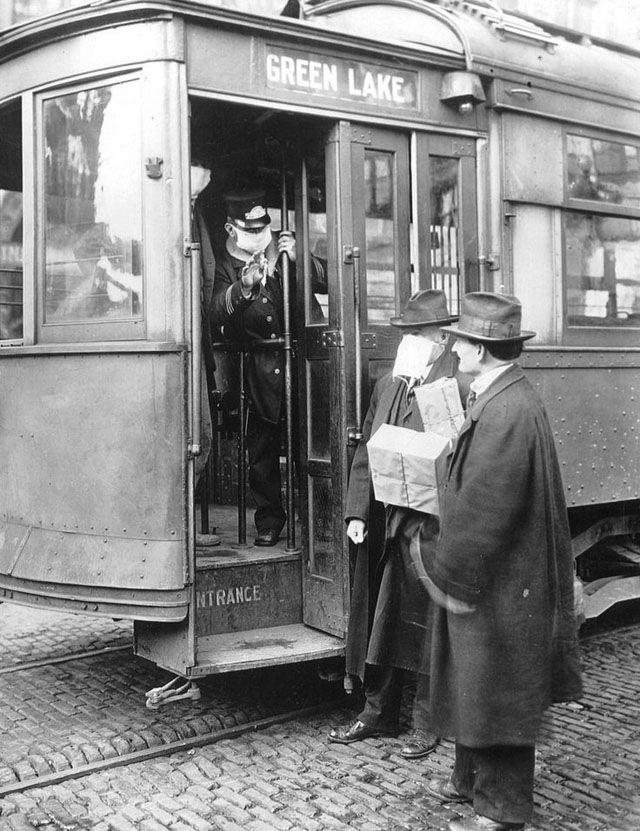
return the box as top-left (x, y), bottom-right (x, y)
top-left (308, 475), bottom-right (335, 577)
top-left (567, 135), bottom-right (640, 208)
top-left (565, 212), bottom-right (640, 326)
top-left (308, 360), bottom-right (331, 460)
top-left (44, 82), bottom-right (143, 324)
top-left (430, 156), bottom-right (460, 314)
top-left (306, 149), bottom-right (328, 324)
top-left (0, 101), bottom-right (23, 340)
top-left (365, 150), bottom-right (395, 325)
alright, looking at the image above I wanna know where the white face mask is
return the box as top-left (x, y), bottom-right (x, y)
top-left (392, 333), bottom-right (445, 379)
top-left (232, 225), bottom-right (272, 256)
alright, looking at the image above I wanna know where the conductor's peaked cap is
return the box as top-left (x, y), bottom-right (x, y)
top-left (224, 190), bottom-right (271, 229)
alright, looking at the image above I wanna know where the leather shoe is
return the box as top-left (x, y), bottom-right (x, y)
top-left (448, 815), bottom-right (524, 830)
top-left (328, 719), bottom-right (397, 744)
top-left (255, 530), bottom-right (280, 547)
top-left (425, 777), bottom-right (471, 804)
top-left (399, 728), bottom-right (439, 759)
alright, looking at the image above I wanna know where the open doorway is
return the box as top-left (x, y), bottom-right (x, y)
top-left (190, 97), bottom-right (330, 561)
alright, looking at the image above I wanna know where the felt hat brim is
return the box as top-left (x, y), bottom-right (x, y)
top-left (440, 321), bottom-right (536, 342)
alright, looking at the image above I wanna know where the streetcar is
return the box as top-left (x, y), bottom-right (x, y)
top-left (1, 0), bottom-right (639, 691)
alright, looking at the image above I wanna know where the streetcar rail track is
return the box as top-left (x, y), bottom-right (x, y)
top-left (0, 700), bottom-right (344, 797)
top-left (0, 620), bottom-right (638, 798)
top-left (0, 643), bottom-right (132, 675)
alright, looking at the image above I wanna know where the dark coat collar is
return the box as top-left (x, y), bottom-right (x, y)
top-left (447, 365), bottom-right (526, 472)
top-left (468, 363), bottom-right (525, 421)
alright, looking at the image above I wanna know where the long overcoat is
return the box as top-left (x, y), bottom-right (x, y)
top-left (344, 348), bottom-right (464, 681)
top-left (426, 364), bottom-right (583, 746)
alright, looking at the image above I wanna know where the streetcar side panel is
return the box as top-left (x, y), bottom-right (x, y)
top-left (0, 350), bottom-right (189, 620)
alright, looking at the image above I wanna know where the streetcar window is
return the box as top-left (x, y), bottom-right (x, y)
top-left (365, 150), bottom-right (395, 325)
top-left (564, 212), bottom-right (640, 327)
top-left (306, 149), bottom-right (328, 325)
top-left (567, 135), bottom-right (640, 208)
top-left (429, 156), bottom-right (460, 314)
top-left (564, 133), bottom-right (640, 329)
top-left (0, 100), bottom-right (23, 341)
top-left (42, 81), bottom-right (143, 326)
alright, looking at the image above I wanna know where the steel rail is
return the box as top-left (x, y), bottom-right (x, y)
top-left (0, 643), bottom-right (132, 675)
top-left (0, 698), bottom-right (344, 797)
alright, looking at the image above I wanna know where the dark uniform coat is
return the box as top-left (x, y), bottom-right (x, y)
top-left (345, 347), bottom-right (463, 682)
top-left (426, 364), bottom-right (583, 747)
top-left (211, 244), bottom-right (287, 424)
top-left (211, 241), bottom-right (326, 424)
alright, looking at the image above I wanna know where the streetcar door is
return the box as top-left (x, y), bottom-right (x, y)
top-left (298, 124), bottom-right (410, 636)
top-left (299, 125), bottom-right (477, 636)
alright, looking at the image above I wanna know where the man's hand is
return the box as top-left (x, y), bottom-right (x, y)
top-left (241, 251), bottom-right (268, 293)
top-left (277, 230), bottom-right (296, 262)
top-left (347, 519), bottom-right (367, 544)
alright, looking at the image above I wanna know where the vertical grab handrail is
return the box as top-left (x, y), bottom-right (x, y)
top-left (189, 242), bottom-right (203, 459)
top-left (350, 245), bottom-right (363, 443)
top-left (186, 241), bottom-right (202, 670)
top-left (237, 350), bottom-right (248, 546)
top-left (280, 165), bottom-right (296, 552)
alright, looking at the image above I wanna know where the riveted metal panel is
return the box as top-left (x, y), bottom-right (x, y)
top-left (0, 350), bottom-right (187, 617)
top-left (522, 351), bottom-right (640, 508)
top-left (503, 114), bottom-right (564, 205)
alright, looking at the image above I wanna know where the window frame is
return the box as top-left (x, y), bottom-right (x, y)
top-left (0, 96), bottom-right (24, 345)
top-left (561, 124), bottom-right (640, 346)
top-left (35, 71), bottom-right (147, 344)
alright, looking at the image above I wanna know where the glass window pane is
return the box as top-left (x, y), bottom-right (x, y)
top-left (565, 212), bottom-right (640, 327)
top-left (0, 101), bottom-right (23, 341)
top-left (567, 134), bottom-right (640, 208)
top-left (308, 475), bottom-right (335, 577)
top-left (365, 150), bottom-right (395, 326)
top-left (306, 149), bottom-right (328, 325)
top-left (430, 156), bottom-right (460, 314)
top-left (43, 82), bottom-right (143, 324)
top-left (307, 359), bottom-right (331, 461)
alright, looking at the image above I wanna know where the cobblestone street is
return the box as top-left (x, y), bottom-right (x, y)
top-left (0, 605), bottom-right (639, 830)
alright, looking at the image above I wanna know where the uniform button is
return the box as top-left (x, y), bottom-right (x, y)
top-left (266, 315), bottom-right (273, 322)
top-left (262, 297), bottom-right (268, 304)
top-left (274, 368), bottom-right (281, 375)
top-left (270, 333), bottom-right (277, 339)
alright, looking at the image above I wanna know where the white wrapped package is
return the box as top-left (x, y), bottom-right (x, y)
top-left (367, 423), bottom-right (449, 516)
top-left (413, 376), bottom-right (464, 440)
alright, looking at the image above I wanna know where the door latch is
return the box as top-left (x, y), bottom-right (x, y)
top-left (347, 426), bottom-right (363, 446)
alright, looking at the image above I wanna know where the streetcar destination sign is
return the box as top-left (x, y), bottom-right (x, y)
top-left (266, 47), bottom-right (418, 109)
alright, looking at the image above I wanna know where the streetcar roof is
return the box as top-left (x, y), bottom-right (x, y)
top-left (1, 0), bottom-right (639, 106)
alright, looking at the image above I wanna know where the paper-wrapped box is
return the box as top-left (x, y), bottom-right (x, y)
top-left (414, 377), bottom-right (464, 439)
top-left (367, 423), bottom-right (449, 516)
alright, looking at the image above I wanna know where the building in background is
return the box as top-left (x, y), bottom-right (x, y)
top-left (0, 0), bottom-right (297, 28)
top-left (3, 0), bottom-right (640, 49)
top-left (499, 0), bottom-right (640, 50)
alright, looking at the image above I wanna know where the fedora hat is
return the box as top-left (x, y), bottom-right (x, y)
top-left (390, 289), bottom-right (458, 328)
top-left (440, 292), bottom-right (535, 342)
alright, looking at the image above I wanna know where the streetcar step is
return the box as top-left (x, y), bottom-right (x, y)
top-left (191, 623), bottom-right (344, 675)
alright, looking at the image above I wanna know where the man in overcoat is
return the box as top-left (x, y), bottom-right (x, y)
top-left (329, 290), bottom-right (467, 759)
top-left (421, 292), bottom-right (583, 831)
